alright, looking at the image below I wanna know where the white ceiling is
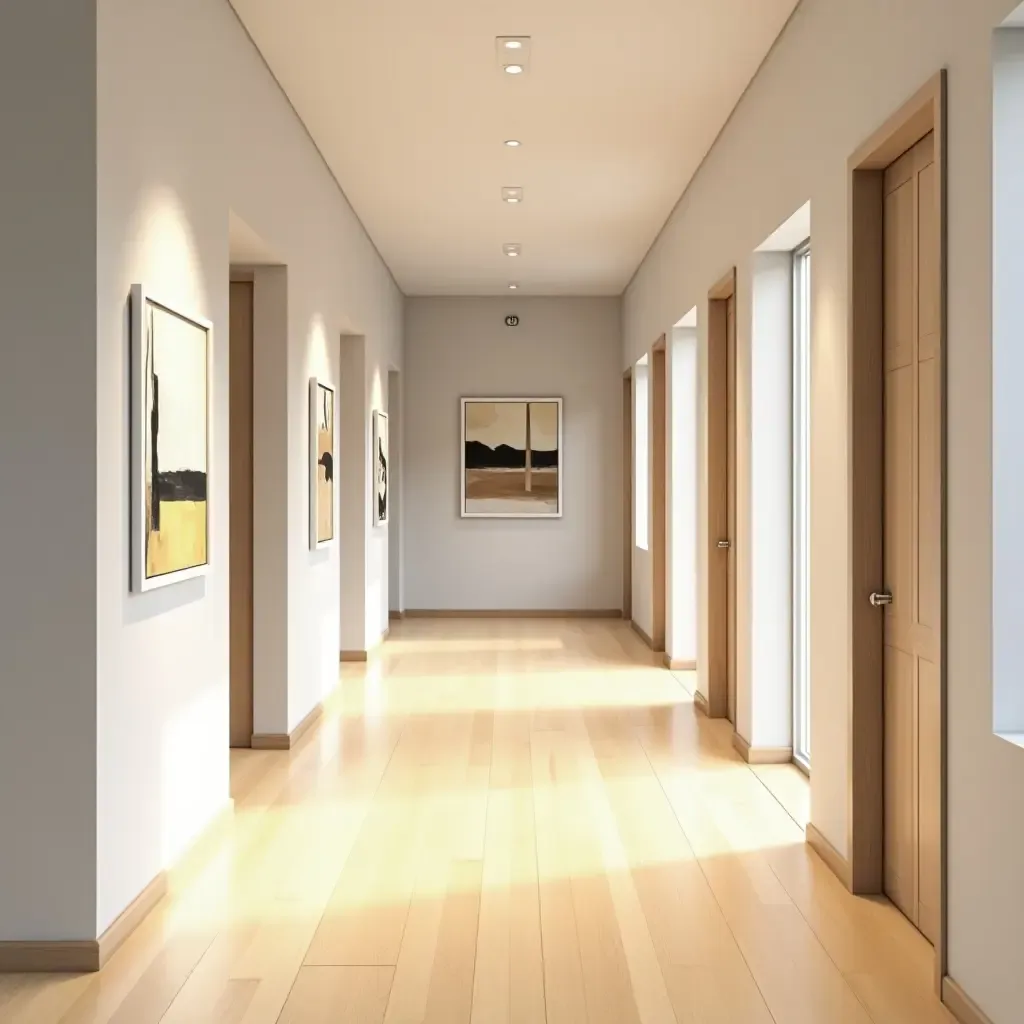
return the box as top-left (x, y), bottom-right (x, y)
top-left (230, 0), bottom-right (800, 296)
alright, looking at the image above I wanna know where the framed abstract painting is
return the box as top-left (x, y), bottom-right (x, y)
top-left (309, 377), bottom-right (336, 550)
top-left (373, 410), bottom-right (389, 526)
top-left (460, 397), bottom-right (563, 518)
top-left (130, 285), bottom-right (212, 592)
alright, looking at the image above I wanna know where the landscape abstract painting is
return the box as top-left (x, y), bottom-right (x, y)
top-left (461, 398), bottom-right (562, 518)
top-left (131, 286), bottom-right (211, 592)
top-left (374, 410), bottom-right (389, 526)
top-left (310, 378), bottom-right (336, 549)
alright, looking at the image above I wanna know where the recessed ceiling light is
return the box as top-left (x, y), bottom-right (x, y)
top-left (503, 243), bottom-right (522, 257)
top-left (502, 187), bottom-right (524, 204)
top-left (504, 64), bottom-right (524, 75)
top-left (509, 283), bottom-right (518, 290)
top-left (504, 40), bottom-right (523, 49)
top-left (504, 139), bottom-right (521, 147)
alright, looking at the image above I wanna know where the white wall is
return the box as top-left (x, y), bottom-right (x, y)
top-left (624, 0), bottom-right (1023, 1017)
top-left (404, 297), bottom-right (622, 612)
top-left (0, 0), bottom-right (98, 942)
top-left (992, 27), bottom-right (1024, 737)
top-left (95, 0), bottom-right (402, 937)
top-left (746, 252), bottom-right (792, 751)
top-left (632, 360), bottom-right (653, 636)
top-left (668, 326), bottom-right (698, 665)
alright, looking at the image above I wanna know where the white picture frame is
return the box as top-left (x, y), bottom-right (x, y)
top-left (372, 407), bottom-right (387, 528)
top-left (460, 397), bottom-right (564, 519)
top-left (373, 410), bottom-right (389, 527)
top-left (130, 284), bottom-right (213, 592)
top-left (309, 377), bottom-right (337, 550)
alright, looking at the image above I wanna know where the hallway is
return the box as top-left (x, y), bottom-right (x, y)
top-left (0, 620), bottom-right (951, 1023)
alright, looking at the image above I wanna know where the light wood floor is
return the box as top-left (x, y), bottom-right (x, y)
top-left (0, 619), bottom-right (954, 1024)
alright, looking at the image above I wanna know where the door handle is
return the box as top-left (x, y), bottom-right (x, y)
top-left (869, 591), bottom-right (893, 607)
top-left (717, 540), bottom-right (731, 550)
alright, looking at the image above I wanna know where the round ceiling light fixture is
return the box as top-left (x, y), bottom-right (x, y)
top-left (503, 64), bottom-right (524, 75)
top-left (504, 40), bottom-right (523, 49)
top-left (509, 283), bottom-right (519, 290)
top-left (504, 139), bottom-right (521, 147)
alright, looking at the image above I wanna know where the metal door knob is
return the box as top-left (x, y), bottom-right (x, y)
top-left (717, 540), bottom-right (731, 550)
top-left (869, 591), bottom-right (893, 607)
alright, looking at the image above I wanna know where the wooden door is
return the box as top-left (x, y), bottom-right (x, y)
top-left (726, 294), bottom-right (737, 724)
top-left (652, 344), bottom-right (667, 651)
top-left (623, 373), bottom-right (633, 620)
top-left (229, 281), bottom-right (254, 748)
top-left (882, 132), bottom-right (940, 944)
top-left (707, 270), bottom-right (736, 719)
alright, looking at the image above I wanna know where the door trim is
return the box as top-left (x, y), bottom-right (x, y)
top-left (844, 70), bottom-right (947, 996)
top-left (706, 268), bottom-right (736, 719)
top-left (623, 369), bottom-right (633, 621)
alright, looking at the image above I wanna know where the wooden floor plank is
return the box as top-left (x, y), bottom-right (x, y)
top-left (0, 619), bottom-right (955, 1024)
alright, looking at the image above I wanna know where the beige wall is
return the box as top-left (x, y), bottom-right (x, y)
top-left (404, 297), bottom-right (622, 612)
top-left (625, 0), bottom-right (1022, 1018)
top-left (96, 0), bottom-right (402, 939)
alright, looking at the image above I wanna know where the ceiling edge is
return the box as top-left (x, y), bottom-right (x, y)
top-left (224, 0), bottom-right (407, 298)
top-left (622, 0), bottom-right (809, 299)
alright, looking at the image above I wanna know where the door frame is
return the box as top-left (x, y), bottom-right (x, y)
top-left (846, 71), bottom-right (947, 993)
top-left (705, 268), bottom-right (737, 719)
top-left (651, 336), bottom-right (668, 652)
top-left (229, 273), bottom-right (255, 749)
top-left (623, 369), bottom-right (633, 621)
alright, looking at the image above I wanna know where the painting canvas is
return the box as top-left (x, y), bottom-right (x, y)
top-left (131, 285), bottom-right (211, 592)
top-left (310, 378), bottom-right (336, 549)
top-left (374, 410), bottom-right (389, 526)
top-left (461, 398), bottom-right (562, 518)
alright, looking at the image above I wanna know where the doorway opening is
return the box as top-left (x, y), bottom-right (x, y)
top-left (847, 74), bottom-right (946, 988)
top-left (706, 269), bottom-right (737, 721)
top-left (229, 275), bottom-right (254, 748)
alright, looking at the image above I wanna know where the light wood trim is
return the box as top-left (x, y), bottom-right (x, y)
top-left (252, 702), bottom-right (324, 750)
top-left (693, 690), bottom-right (710, 717)
top-left (806, 824), bottom-right (853, 891)
top-left (0, 870), bottom-right (167, 973)
top-left (623, 370), bottom-right (633, 622)
top-left (96, 871), bottom-right (169, 968)
top-left (843, 70), bottom-right (947, 994)
top-left (403, 609), bottom-right (623, 619)
top-left (709, 268), bottom-right (736, 301)
top-left (663, 655), bottom-right (697, 671)
top-left (630, 620), bottom-right (655, 649)
top-left (850, 73), bottom-right (944, 171)
top-left (0, 940), bottom-right (102, 974)
top-left (731, 733), bottom-right (793, 765)
top-left (651, 338), bottom-right (667, 653)
top-left (706, 267), bottom-right (736, 719)
top-left (942, 978), bottom-right (995, 1024)
top-left (0, 801), bottom-right (235, 972)
top-left (338, 626), bottom-right (392, 663)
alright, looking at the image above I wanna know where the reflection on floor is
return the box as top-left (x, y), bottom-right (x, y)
top-left (0, 618), bottom-right (953, 1023)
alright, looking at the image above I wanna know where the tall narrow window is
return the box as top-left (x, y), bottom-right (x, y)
top-left (792, 243), bottom-right (812, 770)
top-left (635, 356), bottom-right (650, 550)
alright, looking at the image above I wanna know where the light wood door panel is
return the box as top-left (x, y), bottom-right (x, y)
top-left (726, 295), bottom-right (737, 725)
top-left (229, 281), bottom-right (254, 749)
top-left (881, 132), bottom-right (940, 945)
